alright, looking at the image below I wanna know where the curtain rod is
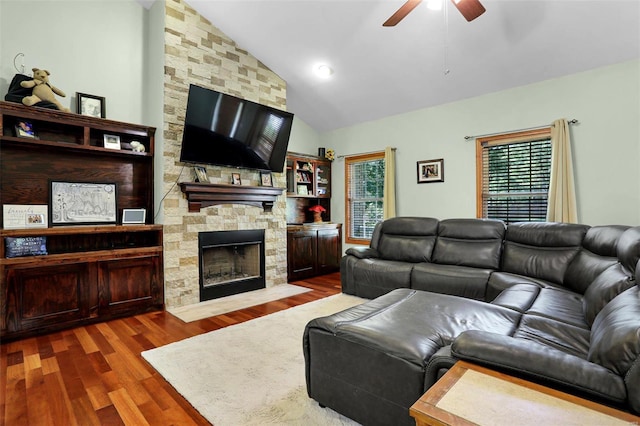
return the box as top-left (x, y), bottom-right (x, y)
top-left (464, 119), bottom-right (579, 140)
top-left (337, 147), bottom-right (396, 159)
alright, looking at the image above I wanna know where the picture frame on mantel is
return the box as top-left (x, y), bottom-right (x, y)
top-left (260, 171), bottom-right (273, 187)
top-left (417, 158), bottom-right (444, 183)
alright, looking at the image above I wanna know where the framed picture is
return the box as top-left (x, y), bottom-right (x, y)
top-left (122, 208), bottom-right (146, 225)
top-left (103, 134), bottom-right (121, 150)
top-left (14, 120), bottom-right (38, 139)
top-left (77, 92), bottom-right (106, 118)
top-left (194, 166), bottom-right (208, 183)
top-left (49, 181), bottom-right (117, 225)
top-left (297, 185), bottom-right (309, 195)
top-left (417, 158), bottom-right (444, 183)
top-left (3, 204), bottom-right (48, 229)
top-left (231, 173), bottom-right (242, 185)
top-left (260, 171), bottom-right (273, 187)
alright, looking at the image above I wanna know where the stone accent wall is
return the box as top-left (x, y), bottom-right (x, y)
top-left (162, 0), bottom-right (288, 308)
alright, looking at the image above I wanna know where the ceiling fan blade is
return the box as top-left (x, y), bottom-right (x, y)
top-left (451, 0), bottom-right (486, 22)
top-left (383, 0), bottom-right (423, 27)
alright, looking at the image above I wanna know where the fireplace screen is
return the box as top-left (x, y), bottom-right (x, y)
top-left (201, 243), bottom-right (261, 287)
top-left (198, 229), bottom-right (266, 301)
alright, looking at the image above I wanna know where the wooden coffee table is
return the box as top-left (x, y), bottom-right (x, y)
top-left (410, 361), bottom-right (639, 426)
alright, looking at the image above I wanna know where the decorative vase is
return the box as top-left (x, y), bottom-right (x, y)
top-left (313, 211), bottom-right (323, 223)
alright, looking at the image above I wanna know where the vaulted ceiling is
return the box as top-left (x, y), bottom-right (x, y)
top-left (183, 1), bottom-right (640, 132)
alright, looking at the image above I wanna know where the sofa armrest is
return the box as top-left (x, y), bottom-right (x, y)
top-left (451, 330), bottom-right (627, 404)
top-left (345, 246), bottom-right (380, 259)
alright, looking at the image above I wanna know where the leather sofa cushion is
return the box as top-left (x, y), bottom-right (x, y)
top-left (505, 222), bottom-right (588, 247)
top-left (307, 289), bottom-right (520, 367)
top-left (432, 219), bottom-right (505, 269)
top-left (502, 223), bottom-right (588, 285)
top-left (563, 226), bottom-right (627, 294)
top-left (617, 227), bottom-right (640, 273)
top-left (490, 283), bottom-right (540, 312)
top-left (432, 219), bottom-right (506, 269)
top-left (501, 242), bottom-right (578, 285)
top-left (514, 315), bottom-right (590, 358)
top-left (588, 286), bottom-right (640, 375)
top-left (375, 217), bottom-right (438, 263)
top-left (352, 259), bottom-right (413, 299)
top-left (582, 263), bottom-right (635, 325)
top-left (411, 263), bottom-right (491, 300)
top-left (526, 287), bottom-right (588, 329)
top-left (486, 272), bottom-right (557, 302)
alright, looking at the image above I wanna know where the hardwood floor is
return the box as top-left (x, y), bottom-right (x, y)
top-left (0, 273), bottom-right (342, 426)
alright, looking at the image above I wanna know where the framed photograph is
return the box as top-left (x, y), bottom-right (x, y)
top-left (297, 185), bottom-right (309, 195)
top-left (231, 173), bottom-right (242, 185)
top-left (194, 166), bottom-right (208, 183)
top-left (122, 208), bottom-right (146, 225)
top-left (3, 204), bottom-right (48, 229)
top-left (417, 158), bottom-right (444, 183)
top-left (103, 134), bottom-right (121, 150)
top-left (14, 120), bottom-right (38, 139)
top-left (77, 92), bottom-right (106, 118)
top-left (260, 171), bottom-right (273, 187)
top-left (49, 181), bottom-right (117, 225)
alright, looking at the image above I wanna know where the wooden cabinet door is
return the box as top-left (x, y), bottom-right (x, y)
top-left (316, 228), bottom-right (341, 275)
top-left (287, 230), bottom-right (317, 281)
top-left (3, 264), bottom-right (94, 334)
top-left (98, 255), bottom-right (162, 316)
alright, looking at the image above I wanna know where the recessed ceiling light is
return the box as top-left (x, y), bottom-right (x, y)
top-left (315, 64), bottom-right (333, 78)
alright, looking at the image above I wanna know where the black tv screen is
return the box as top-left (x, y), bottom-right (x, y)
top-left (180, 84), bottom-right (294, 172)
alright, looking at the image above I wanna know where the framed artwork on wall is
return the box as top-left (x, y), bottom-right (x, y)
top-left (417, 158), bottom-right (444, 183)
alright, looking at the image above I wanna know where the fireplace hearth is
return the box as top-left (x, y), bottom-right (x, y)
top-left (199, 229), bottom-right (265, 301)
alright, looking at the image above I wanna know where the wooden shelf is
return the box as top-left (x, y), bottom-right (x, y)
top-left (0, 101), bottom-right (162, 341)
top-left (179, 182), bottom-right (285, 212)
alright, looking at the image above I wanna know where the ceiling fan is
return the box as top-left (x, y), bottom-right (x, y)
top-left (383, 0), bottom-right (486, 27)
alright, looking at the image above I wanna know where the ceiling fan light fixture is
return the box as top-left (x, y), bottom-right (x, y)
top-left (315, 64), bottom-right (334, 78)
top-left (426, 0), bottom-right (442, 11)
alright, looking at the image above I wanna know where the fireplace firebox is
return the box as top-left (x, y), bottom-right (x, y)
top-left (198, 229), bottom-right (265, 301)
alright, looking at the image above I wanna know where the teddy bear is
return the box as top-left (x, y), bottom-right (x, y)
top-left (20, 68), bottom-right (70, 112)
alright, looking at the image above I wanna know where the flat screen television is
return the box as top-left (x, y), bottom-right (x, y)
top-left (180, 84), bottom-right (294, 172)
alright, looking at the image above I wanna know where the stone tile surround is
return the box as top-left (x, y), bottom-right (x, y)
top-left (162, 0), bottom-right (289, 308)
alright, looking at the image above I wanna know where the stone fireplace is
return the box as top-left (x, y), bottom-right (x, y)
top-left (160, 0), bottom-right (289, 309)
top-left (199, 229), bottom-right (265, 301)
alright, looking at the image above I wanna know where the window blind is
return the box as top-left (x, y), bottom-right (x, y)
top-left (481, 138), bottom-right (551, 223)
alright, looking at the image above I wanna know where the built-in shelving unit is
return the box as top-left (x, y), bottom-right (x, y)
top-left (0, 101), bottom-right (162, 341)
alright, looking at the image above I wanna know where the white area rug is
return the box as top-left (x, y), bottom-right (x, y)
top-left (143, 294), bottom-right (365, 425)
top-left (168, 284), bottom-right (312, 322)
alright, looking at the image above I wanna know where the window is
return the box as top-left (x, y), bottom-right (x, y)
top-left (476, 128), bottom-right (552, 224)
top-left (346, 152), bottom-right (385, 244)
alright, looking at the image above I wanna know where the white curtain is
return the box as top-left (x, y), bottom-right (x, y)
top-left (547, 118), bottom-right (578, 223)
top-left (383, 146), bottom-right (396, 219)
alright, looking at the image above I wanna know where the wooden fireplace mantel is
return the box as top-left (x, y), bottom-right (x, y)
top-left (179, 182), bottom-right (285, 212)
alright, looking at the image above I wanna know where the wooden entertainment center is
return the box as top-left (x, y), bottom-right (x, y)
top-left (0, 101), bottom-right (163, 341)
